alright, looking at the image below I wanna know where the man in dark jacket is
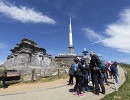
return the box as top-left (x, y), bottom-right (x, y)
top-left (90, 51), bottom-right (105, 95)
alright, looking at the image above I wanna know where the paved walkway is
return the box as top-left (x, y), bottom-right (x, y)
top-left (0, 66), bottom-right (126, 100)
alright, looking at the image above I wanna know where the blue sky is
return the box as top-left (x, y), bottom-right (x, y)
top-left (0, 0), bottom-right (130, 64)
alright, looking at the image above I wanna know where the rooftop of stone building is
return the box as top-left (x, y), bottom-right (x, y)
top-left (21, 38), bottom-right (37, 45)
top-left (10, 38), bottom-right (46, 53)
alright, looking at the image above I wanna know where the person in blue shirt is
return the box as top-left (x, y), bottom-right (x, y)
top-left (111, 61), bottom-right (119, 85)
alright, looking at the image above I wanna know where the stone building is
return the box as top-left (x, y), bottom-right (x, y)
top-left (5, 38), bottom-right (57, 74)
top-left (55, 55), bottom-right (83, 67)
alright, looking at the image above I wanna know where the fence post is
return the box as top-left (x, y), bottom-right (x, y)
top-left (31, 69), bottom-right (35, 82)
top-left (61, 72), bottom-right (63, 79)
top-left (58, 68), bottom-right (60, 78)
top-left (40, 69), bottom-right (42, 78)
top-left (124, 70), bottom-right (127, 79)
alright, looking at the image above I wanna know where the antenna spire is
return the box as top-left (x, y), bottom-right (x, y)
top-left (69, 17), bottom-right (73, 46)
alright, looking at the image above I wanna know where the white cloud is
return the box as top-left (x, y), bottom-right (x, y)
top-left (0, 43), bottom-right (8, 48)
top-left (89, 39), bottom-right (106, 45)
top-left (83, 8), bottom-right (130, 53)
top-left (0, 1), bottom-right (55, 24)
top-left (103, 8), bottom-right (130, 53)
top-left (83, 28), bottom-right (104, 41)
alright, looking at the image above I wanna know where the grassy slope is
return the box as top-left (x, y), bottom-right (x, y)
top-left (2, 73), bottom-right (69, 86)
top-left (101, 64), bottom-right (130, 100)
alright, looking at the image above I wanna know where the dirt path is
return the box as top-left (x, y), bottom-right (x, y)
top-left (0, 66), bottom-right (126, 100)
top-left (0, 79), bottom-right (68, 95)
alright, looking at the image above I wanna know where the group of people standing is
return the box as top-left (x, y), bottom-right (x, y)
top-left (68, 51), bottom-right (119, 97)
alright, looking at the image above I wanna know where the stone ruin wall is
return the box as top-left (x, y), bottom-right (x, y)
top-left (4, 38), bottom-right (58, 74)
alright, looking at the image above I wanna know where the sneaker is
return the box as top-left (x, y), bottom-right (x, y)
top-left (94, 91), bottom-right (99, 95)
top-left (83, 90), bottom-right (86, 93)
top-left (89, 81), bottom-right (92, 83)
top-left (102, 91), bottom-right (105, 94)
top-left (117, 83), bottom-right (120, 85)
top-left (73, 91), bottom-right (77, 95)
top-left (79, 93), bottom-right (84, 97)
top-left (87, 89), bottom-right (91, 92)
top-left (70, 84), bottom-right (73, 86)
top-left (86, 87), bottom-right (91, 92)
top-left (82, 88), bottom-right (86, 93)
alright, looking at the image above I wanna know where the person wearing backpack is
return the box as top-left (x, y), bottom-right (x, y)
top-left (94, 55), bottom-right (109, 85)
top-left (80, 58), bottom-right (90, 93)
top-left (89, 51), bottom-right (105, 95)
top-left (72, 57), bottom-right (84, 97)
top-left (111, 61), bottom-right (119, 85)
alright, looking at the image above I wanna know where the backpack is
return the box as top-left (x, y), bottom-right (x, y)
top-left (71, 63), bottom-right (80, 75)
top-left (95, 55), bottom-right (106, 70)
